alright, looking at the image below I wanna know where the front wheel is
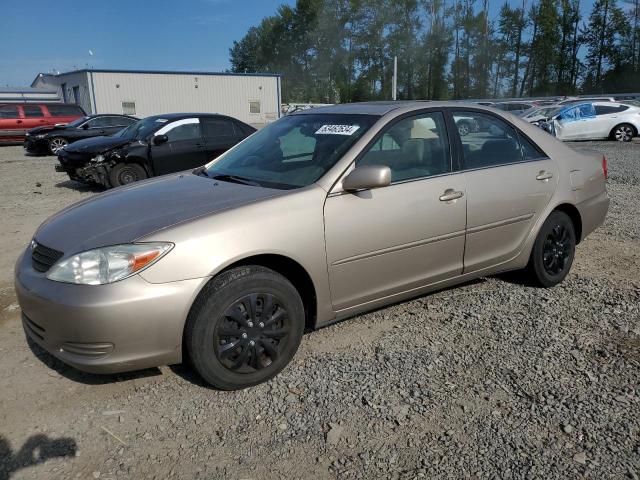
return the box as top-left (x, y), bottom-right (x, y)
top-left (108, 163), bottom-right (147, 187)
top-left (48, 137), bottom-right (68, 155)
top-left (524, 211), bottom-right (576, 287)
top-left (457, 122), bottom-right (470, 136)
top-left (611, 123), bottom-right (635, 142)
top-left (185, 266), bottom-right (305, 390)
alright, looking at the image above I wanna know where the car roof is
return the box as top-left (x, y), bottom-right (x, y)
top-left (144, 113), bottom-right (228, 120)
top-left (292, 100), bottom-right (514, 116)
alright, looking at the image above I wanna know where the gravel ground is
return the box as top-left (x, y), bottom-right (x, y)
top-left (0, 142), bottom-right (638, 480)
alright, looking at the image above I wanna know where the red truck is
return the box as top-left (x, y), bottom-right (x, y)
top-left (0, 103), bottom-right (85, 145)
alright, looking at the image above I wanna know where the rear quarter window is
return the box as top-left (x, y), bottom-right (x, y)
top-left (47, 104), bottom-right (84, 117)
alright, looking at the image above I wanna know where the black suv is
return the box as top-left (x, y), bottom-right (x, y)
top-left (56, 113), bottom-right (256, 188)
top-left (25, 114), bottom-right (138, 155)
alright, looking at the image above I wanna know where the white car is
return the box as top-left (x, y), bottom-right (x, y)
top-left (542, 102), bottom-right (640, 142)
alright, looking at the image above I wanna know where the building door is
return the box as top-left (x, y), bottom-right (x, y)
top-left (72, 86), bottom-right (80, 104)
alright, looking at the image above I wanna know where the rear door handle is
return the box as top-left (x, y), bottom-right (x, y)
top-left (439, 189), bottom-right (464, 202)
top-left (536, 171), bottom-right (553, 181)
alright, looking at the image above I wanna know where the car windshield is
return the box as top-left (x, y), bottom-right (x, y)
top-left (115, 116), bottom-right (166, 140)
top-left (203, 113), bottom-right (378, 189)
top-left (66, 116), bottom-right (89, 128)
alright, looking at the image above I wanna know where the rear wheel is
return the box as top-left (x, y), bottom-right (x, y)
top-left (48, 137), bottom-right (68, 155)
top-left (525, 211), bottom-right (576, 287)
top-left (108, 163), bottom-right (147, 187)
top-left (611, 123), bottom-right (635, 142)
top-left (185, 266), bottom-right (305, 390)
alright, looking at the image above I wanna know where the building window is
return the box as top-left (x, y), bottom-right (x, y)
top-left (122, 101), bottom-right (136, 116)
top-left (249, 101), bottom-right (261, 114)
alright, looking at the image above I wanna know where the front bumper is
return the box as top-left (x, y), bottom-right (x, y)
top-left (24, 137), bottom-right (48, 154)
top-left (14, 249), bottom-right (208, 374)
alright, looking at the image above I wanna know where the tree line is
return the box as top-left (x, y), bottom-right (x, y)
top-left (229, 0), bottom-right (640, 103)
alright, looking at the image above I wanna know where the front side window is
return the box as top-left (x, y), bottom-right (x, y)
top-left (357, 112), bottom-right (450, 182)
top-left (24, 105), bottom-right (44, 117)
top-left (157, 118), bottom-right (201, 142)
top-left (453, 111), bottom-right (530, 169)
top-left (86, 117), bottom-right (110, 128)
top-left (204, 113), bottom-right (377, 189)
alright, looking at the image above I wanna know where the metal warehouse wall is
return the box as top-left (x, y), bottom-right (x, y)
top-left (90, 72), bottom-right (280, 126)
top-left (33, 72), bottom-right (92, 114)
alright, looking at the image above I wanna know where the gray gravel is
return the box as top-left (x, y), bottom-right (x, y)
top-left (0, 142), bottom-right (638, 480)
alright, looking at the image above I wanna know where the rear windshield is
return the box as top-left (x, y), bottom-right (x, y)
top-left (203, 113), bottom-right (378, 189)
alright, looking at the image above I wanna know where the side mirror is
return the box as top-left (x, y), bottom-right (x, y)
top-left (342, 165), bottom-right (391, 191)
top-left (153, 134), bottom-right (168, 145)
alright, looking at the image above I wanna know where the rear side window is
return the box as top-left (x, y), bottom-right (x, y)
top-left (111, 116), bottom-right (136, 127)
top-left (233, 121), bottom-right (255, 136)
top-left (201, 117), bottom-right (234, 138)
top-left (453, 111), bottom-right (535, 169)
top-left (0, 105), bottom-right (19, 119)
top-left (47, 104), bottom-right (84, 116)
top-left (357, 111), bottom-right (450, 182)
top-left (24, 105), bottom-right (44, 117)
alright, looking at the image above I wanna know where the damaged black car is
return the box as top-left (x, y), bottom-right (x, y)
top-left (56, 113), bottom-right (256, 188)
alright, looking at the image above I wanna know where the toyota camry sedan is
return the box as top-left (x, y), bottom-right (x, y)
top-left (15, 102), bottom-right (609, 390)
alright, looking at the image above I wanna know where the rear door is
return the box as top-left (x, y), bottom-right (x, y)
top-left (451, 110), bottom-right (559, 273)
top-left (150, 117), bottom-right (208, 175)
top-left (200, 116), bottom-right (244, 162)
top-left (22, 105), bottom-right (48, 131)
top-left (0, 105), bottom-right (24, 142)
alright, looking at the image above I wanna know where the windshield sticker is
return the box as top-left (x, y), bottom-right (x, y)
top-left (315, 125), bottom-right (360, 135)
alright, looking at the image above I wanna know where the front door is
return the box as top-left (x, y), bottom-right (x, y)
top-left (150, 118), bottom-right (208, 175)
top-left (451, 110), bottom-right (559, 273)
top-left (324, 111), bottom-right (467, 311)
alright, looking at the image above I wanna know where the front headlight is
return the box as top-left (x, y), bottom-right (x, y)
top-left (47, 243), bottom-right (173, 285)
top-left (93, 154), bottom-right (105, 163)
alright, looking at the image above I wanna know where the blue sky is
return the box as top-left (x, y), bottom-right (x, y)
top-left (0, 0), bottom-right (294, 87)
top-left (1, 0), bottom-right (596, 88)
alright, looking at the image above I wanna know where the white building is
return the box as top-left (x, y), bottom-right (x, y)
top-left (31, 69), bottom-right (282, 127)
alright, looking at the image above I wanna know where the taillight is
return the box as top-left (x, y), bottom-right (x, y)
top-left (602, 155), bottom-right (608, 179)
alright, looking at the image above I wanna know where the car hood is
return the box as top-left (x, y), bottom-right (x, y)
top-left (34, 173), bottom-right (285, 255)
top-left (28, 125), bottom-right (64, 135)
top-left (63, 136), bottom-right (132, 155)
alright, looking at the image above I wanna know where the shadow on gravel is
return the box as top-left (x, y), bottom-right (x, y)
top-left (26, 335), bottom-right (161, 385)
top-left (0, 434), bottom-right (76, 480)
top-left (54, 180), bottom-right (104, 193)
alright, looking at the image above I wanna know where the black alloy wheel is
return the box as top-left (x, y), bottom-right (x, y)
top-left (525, 210), bottom-right (576, 287)
top-left (541, 223), bottom-right (572, 276)
top-left (109, 163), bottom-right (147, 187)
top-left (215, 293), bottom-right (290, 373)
top-left (185, 265), bottom-right (304, 390)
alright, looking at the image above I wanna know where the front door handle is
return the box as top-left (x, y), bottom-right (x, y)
top-left (536, 171), bottom-right (553, 181)
top-left (439, 189), bottom-right (464, 202)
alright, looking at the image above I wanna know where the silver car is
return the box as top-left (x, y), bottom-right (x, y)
top-left (15, 102), bottom-right (610, 390)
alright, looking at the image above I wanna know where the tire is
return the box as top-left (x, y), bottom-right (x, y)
top-left (457, 122), bottom-right (470, 136)
top-left (525, 211), bottom-right (576, 287)
top-left (185, 265), bottom-right (305, 390)
top-left (611, 123), bottom-right (635, 142)
top-left (108, 162), bottom-right (147, 187)
top-left (48, 137), bottom-right (68, 155)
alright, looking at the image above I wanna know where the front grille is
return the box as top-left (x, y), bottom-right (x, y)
top-left (23, 313), bottom-right (45, 341)
top-left (32, 242), bottom-right (63, 273)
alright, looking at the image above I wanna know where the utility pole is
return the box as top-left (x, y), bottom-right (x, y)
top-left (392, 56), bottom-right (398, 100)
